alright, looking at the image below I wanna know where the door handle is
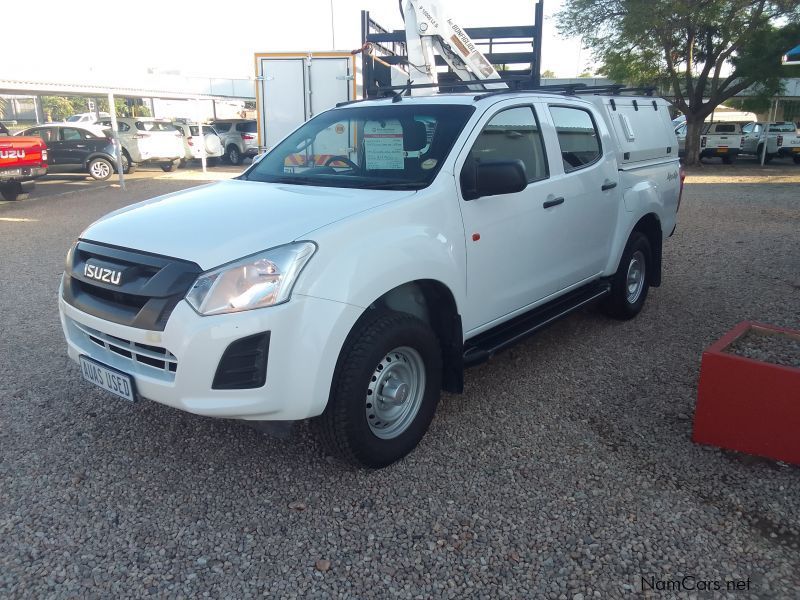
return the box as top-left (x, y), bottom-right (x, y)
top-left (601, 180), bottom-right (618, 191)
top-left (543, 197), bottom-right (565, 209)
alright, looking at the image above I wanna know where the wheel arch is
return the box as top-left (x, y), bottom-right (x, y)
top-left (344, 279), bottom-right (464, 394)
top-left (631, 213), bottom-right (662, 287)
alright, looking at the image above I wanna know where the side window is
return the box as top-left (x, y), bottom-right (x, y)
top-left (61, 127), bottom-right (82, 141)
top-left (213, 122), bottom-right (231, 133)
top-left (462, 106), bottom-right (548, 194)
top-left (548, 106), bottom-right (602, 172)
top-left (742, 123), bottom-right (753, 134)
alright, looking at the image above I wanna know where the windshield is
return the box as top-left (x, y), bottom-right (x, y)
top-left (66, 115), bottom-right (83, 122)
top-left (242, 104), bottom-right (475, 190)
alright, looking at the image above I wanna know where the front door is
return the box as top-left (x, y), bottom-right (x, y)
top-left (457, 103), bottom-right (580, 332)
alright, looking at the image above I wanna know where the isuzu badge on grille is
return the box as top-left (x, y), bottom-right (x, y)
top-left (84, 264), bottom-right (122, 285)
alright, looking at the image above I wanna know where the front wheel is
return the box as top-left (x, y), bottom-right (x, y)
top-left (316, 311), bottom-right (442, 468)
top-left (88, 158), bottom-right (113, 180)
top-left (602, 231), bottom-right (652, 320)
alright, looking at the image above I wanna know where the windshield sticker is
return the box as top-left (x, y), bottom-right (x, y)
top-left (421, 158), bottom-right (437, 170)
top-left (364, 120), bottom-right (404, 170)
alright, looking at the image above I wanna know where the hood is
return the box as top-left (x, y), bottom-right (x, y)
top-left (82, 179), bottom-right (415, 270)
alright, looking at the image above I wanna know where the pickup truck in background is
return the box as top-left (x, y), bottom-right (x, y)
top-left (59, 90), bottom-right (682, 467)
top-left (676, 121), bottom-right (743, 163)
top-left (0, 135), bottom-right (48, 201)
top-left (742, 121), bottom-right (800, 162)
top-left (774, 124), bottom-right (800, 163)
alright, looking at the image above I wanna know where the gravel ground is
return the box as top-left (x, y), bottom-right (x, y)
top-left (726, 329), bottom-right (800, 369)
top-left (1, 168), bottom-right (799, 598)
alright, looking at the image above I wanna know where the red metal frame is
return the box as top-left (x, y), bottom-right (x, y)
top-left (693, 321), bottom-right (800, 465)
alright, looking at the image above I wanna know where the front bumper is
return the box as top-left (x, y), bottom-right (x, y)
top-left (60, 294), bottom-right (363, 420)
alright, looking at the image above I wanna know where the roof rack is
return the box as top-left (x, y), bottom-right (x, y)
top-left (474, 84), bottom-right (656, 101)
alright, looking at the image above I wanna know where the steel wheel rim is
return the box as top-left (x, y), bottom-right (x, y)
top-left (91, 161), bottom-right (110, 178)
top-left (366, 346), bottom-right (425, 440)
top-left (230, 148), bottom-right (239, 162)
top-left (626, 250), bottom-right (646, 304)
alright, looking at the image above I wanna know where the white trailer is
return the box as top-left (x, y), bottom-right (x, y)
top-left (254, 52), bottom-right (358, 152)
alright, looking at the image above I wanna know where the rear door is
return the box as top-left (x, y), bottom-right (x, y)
top-left (541, 102), bottom-right (619, 286)
top-left (59, 127), bottom-right (92, 165)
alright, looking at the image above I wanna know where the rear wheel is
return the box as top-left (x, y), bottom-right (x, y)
top-left (602, 231), bottom-right (652, 320)
top-left (226, 145), bottom-right (242, 165)
top-left (88, 157), bottom-right (113, 180)
top-left (316, 311), bottom-right (442, 468)
top-left (160, 161), bottom-right (178, 172)
top-left (178, 158), bottom-right (188, 168)
top-left (0, 182), bottom-right (30, 201)
top-left (756, 145), bottom-right (774, 163)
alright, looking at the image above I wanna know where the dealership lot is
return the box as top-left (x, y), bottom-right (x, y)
top-left (0, 167), bottom-right (798, 597)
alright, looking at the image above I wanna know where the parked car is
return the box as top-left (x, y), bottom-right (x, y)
top-left (675, 121), bottom-right (743, 163)
top-left (172, 121), bottom-right (224, 166)
top-left (741, 122), bottom-right (800, 163)
top-left (66, 112), bottom-right (110, 124)
top-left (58, 90), bottom-right (682, 467)
top-left (0, 134), bottom-right (48, 200)
top-left (740, 122), bottom-right (783, 161)
top-left (17, 124), bottom-right (126, 180)
top-left (96, 118), bottom-right (183, 171)
top-left (209, 119), bottom-right (258, 165)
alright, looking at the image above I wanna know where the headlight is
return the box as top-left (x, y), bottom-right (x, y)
top-left (185, 242), bottom-right (316, 316)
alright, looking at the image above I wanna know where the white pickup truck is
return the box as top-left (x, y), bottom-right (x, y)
top-left (676, 121), bottom-right (743, 163)
top-left (59, 90), bottom-right (682, 467)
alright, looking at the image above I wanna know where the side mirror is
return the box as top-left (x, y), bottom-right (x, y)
top-left (462, 159), bottom-right (527, 200)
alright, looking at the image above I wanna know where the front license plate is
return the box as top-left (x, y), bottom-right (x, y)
top-left (79, 356), bottom-right (135, 402)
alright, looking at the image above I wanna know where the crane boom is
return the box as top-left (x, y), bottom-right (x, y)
top-left (400, 0), bottom-right (508, 95)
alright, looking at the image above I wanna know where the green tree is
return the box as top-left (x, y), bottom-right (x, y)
top-left (557, 1), bottom-right (800, 165)
top-left (542, 69), bottom-right (556, 78)
top-left (42, 96), bottom-right (74, 121)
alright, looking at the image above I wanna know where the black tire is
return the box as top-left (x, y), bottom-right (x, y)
top-left (0, 182), bottom-right (29, 201)
top-left (178, 158), bottom-right (188, 168)
top-left (226, 145), bottom-right (242, 165)
top-left (316, 311), bottom-right (442, 468)
top-left (88, 157), bottom-right (113, 181)
top-left (721, 155), bottom-right (733, 165)
top-left (160, 161), bottom-right (178, 172)
top-left (756, 145), bottom-right (774, 164)
top-left (121, 150), bottom-right (136, 174)
top-left (601, 231), bottom-right (652, 320)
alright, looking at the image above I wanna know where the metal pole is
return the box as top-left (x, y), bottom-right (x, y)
top-left (197, 99), bottom-right (207, 174)
top-left (760, 98), bottom-right (777, 166)
top-left (107, 92), bottom-right (126, 190)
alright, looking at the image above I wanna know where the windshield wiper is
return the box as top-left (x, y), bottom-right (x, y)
top-left (357, 181), bottom-right (426, 190)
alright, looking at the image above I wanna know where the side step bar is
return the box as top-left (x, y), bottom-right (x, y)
top-left (463, 280), bottom-right (611, 366)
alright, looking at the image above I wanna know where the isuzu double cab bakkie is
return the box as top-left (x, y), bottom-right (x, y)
top-left (59, 90), bottom-right (682, 467)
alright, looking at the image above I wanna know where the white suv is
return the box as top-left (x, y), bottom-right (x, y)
top-left (210, 119), bottom-right (258, 165)
top-left (60, 91), bottom-right (681, 467)
top-left (97, 118), bottom-right (184, 171)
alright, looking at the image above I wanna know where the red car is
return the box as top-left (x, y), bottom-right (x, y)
top-left (0, 134), bottom-right (48, 201)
